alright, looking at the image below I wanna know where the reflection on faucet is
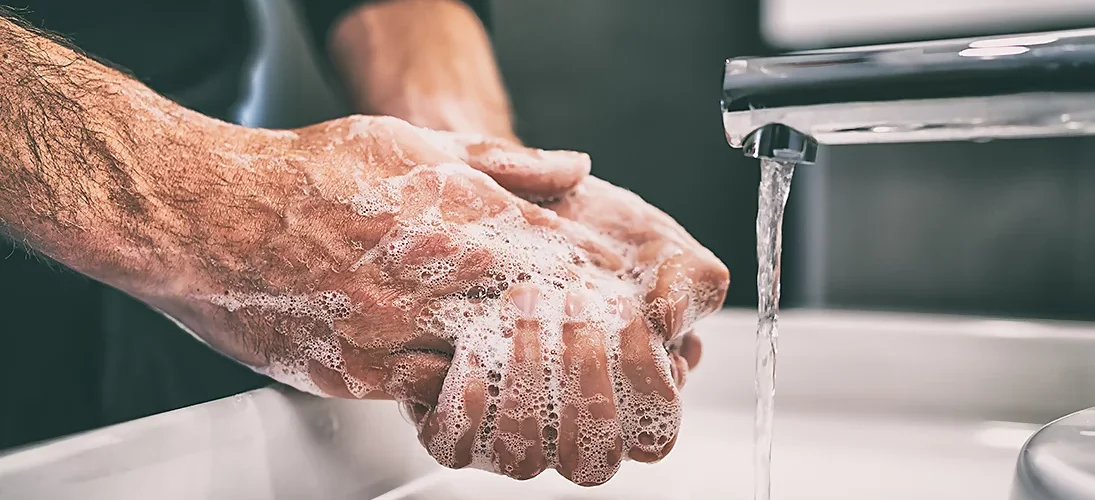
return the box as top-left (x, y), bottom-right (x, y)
top-left (722, 28), bottom-right (1095, 151)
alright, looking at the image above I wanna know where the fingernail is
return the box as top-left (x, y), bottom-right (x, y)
top-left (618, 296), bottom-right (635, 323)
top-left (669, 357), bottom-right (684, 388)
top-left (509, 285), bottom-right (539, 317)
top-left (665, 291), bottom-right (689, 339)
top-left (564, 291), bottom-right (585, 317)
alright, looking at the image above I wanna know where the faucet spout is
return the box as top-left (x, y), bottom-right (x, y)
top-left (722, 28), bottom-right (1095, 150)
top-left (741, 123), bottom-right (818, 164)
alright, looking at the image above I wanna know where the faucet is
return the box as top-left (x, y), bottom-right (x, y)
top-left (722, 28), bottom-right (1095, 165)
top-left (720, 27), bottom-right (1095, 500)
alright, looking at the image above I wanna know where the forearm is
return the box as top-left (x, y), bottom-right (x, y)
top-left (327, 0), bottom-right (517, 141)
top-left (0, 13), bottom-right (247, 296)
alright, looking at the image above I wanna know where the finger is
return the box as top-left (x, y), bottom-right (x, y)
top-left (315, 334), bottom-right (451, 406)
top-left (640, 246), bottom-right (690, 341)
top-left (307, 359), bottom-right (357, 399)
top-left (616, 298), bottom-right (682, 463)
top-left (343, 116), bottom-right (455, 175)
top-left (418, 348), bottom-right (488, 470)
top-left (305, 336), bottom-right (386, 399)
top-left (561, 219), bottom-right (626, 272)
top-left (542, 177), bottom-right (655, 245)
top-left (422, 129), bottom-right (591, 201)
top-left (492, 285), bottom-right (549, 480)
top-left (516, 202), bottom-right (624, 272)
top-left (678, 331), bottom-right (702, 370)
top-left (668, 352), bottom-right (688, 389)
top-left (688, 250), bottom-right (731, 317)
top-left (641, 243), bottom-right (730, 341)
top-left (557, 292), bottom-right (624, 486)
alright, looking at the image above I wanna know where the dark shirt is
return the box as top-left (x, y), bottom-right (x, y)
top-left (5, 0), bottom-right (490, 117)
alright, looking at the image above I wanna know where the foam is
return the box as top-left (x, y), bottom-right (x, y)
top-left (204, 290), bottom-right (367, 397)
top-left (198, 147), bottom-right (701, 485)
top-left (347, 171), bottom-right (404, 219)
top-left (396, 173), bottom-right (680, 480)
top-left (416, 127), bottom-right (585, 179)
top-left (207, 290), bottom-right (354, 323)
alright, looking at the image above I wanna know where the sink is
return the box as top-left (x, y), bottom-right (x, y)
top-left (374, 412), bottom-right (1033, 500)
top-left (2, 309), bottom-right (1093, 499)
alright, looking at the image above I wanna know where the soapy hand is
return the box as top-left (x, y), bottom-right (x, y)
top-left (411, 174), bottom-right (729, 485)
top-left (151, 116), bottom-right (726, 486)
top-left (541, 177), bottom-right (727, 384)
top-left (411, 140), bottom-right (729, 483)
top-left (0, 4), bottom-right (724, 484)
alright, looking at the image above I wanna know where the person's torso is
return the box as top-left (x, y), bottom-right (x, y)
top-left (8, 0), bottom-right (254, 118)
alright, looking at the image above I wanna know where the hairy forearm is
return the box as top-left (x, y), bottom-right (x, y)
top-left (0, 13), bottom-right (262, 296)
top-left (328, 0), bottom-right (517, 141)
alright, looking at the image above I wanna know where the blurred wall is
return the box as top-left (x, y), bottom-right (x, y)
top-left (764, 3), bottom-right (1095, 319)
top-left (489, 0), bottom-right (1095, 319)
top-left (490, 0), bottom-right (775, 308)
top-left (764, 0), bottom-right (1095, 49)
top-left (812, 140), bottom-right (1095, 320)
top-left (267, 0), bottom-right (1095, 320)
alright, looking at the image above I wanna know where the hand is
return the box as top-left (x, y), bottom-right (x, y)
top-left (0, 8), bottom-right (726, 483)
top-left (145, 115), bottom-right (589, 403)
top-left (145, 116), bottom-right (725, 487)
top-left (438, 138), bottom-right (722, 397)
top-left (405, 172), bottom-right (729, 482)
top-left (541, 177), bottom-right (728, 386)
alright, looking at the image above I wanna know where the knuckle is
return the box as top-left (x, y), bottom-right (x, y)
top-left (707, 259), bottom-right (731, 289)
top-left (368, 114), bottom-right (410, 130)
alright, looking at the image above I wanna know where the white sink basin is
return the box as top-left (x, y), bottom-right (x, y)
top-left (2, 310), bottom-right (1093, 499)
top-left (375, 411), bottom-right (1037, 500)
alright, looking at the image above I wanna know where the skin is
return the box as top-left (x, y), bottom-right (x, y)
top-left (328, 0), bottom-right (713, 375)
top-left (0, 2), bottom-right (728, 487)
top-left (329, 0), bottom-right (518, 142)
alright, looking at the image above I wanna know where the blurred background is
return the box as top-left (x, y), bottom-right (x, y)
top-left (255, 0), bottom-right (1095, 320)
top-left (245, 0), bottom-right (1095, 320)
top-left (110, 0), bottom-right (1095, 320)
top-left (498, 0), bottom-right (1095, 320)
top-left (493, 0), bottom-right (1095, 321)
top-left (42, 0), bottom-right (1095, 321)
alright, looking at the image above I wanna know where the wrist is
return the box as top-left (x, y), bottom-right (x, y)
top-left (328, 0), bottom-right (517, 140)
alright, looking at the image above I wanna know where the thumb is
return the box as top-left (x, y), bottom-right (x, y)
top-left (421, 129), bottom-right (591, 201)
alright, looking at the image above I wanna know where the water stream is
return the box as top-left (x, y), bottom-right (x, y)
top-left (754, 158), bottom-right (796, 500)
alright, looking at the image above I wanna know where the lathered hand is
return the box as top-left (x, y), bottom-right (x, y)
top-left (0, 6), bottom-right (729, 485)
top-left (119, 116), bottom-right (724, 486)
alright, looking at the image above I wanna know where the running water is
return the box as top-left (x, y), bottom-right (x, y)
top-left (754, 158), bottom-right (796, 500)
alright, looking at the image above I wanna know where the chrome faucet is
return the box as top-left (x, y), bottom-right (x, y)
top-left (722, 28), bottom-right (1095, 164)
top-left (721, 27), bottom-right (1095, 500)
